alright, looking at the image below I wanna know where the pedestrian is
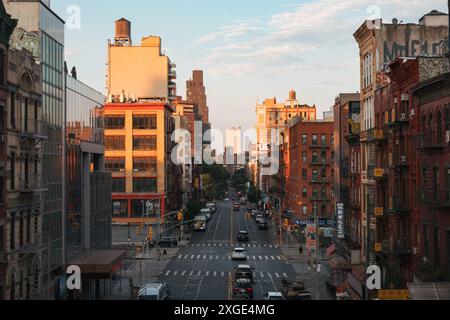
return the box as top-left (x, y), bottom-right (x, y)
top-left (299, 246), bottom-right (303, 256)
top-left (158, 250), bottom-right (161, 261)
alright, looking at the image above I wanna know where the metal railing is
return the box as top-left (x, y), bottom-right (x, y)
top-left (18, 119), bottom-right (47, 138)
top-left (414, 132), bottom-right (446, 150)
top-left (19, 175), bottom-right (45, 193)
top-left (419, 188), bottom-right (450, 208)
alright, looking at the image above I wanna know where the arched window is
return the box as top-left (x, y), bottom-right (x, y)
top-left (428, 113), bottom-right (434, 143)
top-left (437, 111), bottom-right (442, 143)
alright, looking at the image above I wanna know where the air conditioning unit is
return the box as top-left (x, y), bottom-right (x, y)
top-left (401, 156), bottom-right (407, 162)
top-left (400, 113), bottom-right (407, 121)
top-left (446, 131), bottom-right (450, 143)
top-left (401, 94), bottom-right (409, 101)
top-left (410, 109), bottom-right (415, 116)
top-left (0, 135), bottom-right (6, 143)
top-left (412, 247), bottom-right (418, 255)
top-left (394, 98), bottom-right (398, 104)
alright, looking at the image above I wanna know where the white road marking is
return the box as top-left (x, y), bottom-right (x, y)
top-left (259, 256), bottom-right (263, 260)
top-left (197, 255), bottom-right (201, 259)
top-left (191, 255), bottom-right (195, 259)
top-left (253, 244), bottom-right (256, 248)
top-left (267, 273), bottom-right (273, 278)
top-left (196, 244), bottom-right (200, 247)
top-left (260, 272), bottom-right (264, 278)
top-left (202, 244), bottom-right (206, 247)
top-left (269, 245), bottom-right (273, 248)
top-left (209, 255), bottom-right (213, 260)
top-left (206, 271), bottom-right (210, 276)
top-left (219, 244), bottom-right (222, 247)
top-left (165, 271), bottom-right (170, 276)
top-left (184, 255), bottom-right (189, 259)
top-left (189, 271), bottom-right (194, 277)
top-left (173, 271), bottom-right (178, 276)
top-left (271, 256), bottom-right (276, 260)
top-left (252, 256), bottom-right (256, 260)
top-left (283, 273), bottom-right (288, 278)
top-left (197, 271), bottom-right (202, 277)
top-left (216, 255), bottom-right (219, 260)
top-left (203, 255), bottom-right (207, 260)
top-left (277, 256), bottom-right (282, 260)
top-left (275, 245), bottom-right (279, 249)
top-left (228, 256), bottom-right (231, 260)
top-left (214, 271), bottom-right (217, 277)
top-left (265, 256), bottom-right (269, 260)
top-left (208, 243), bottom-right (211, 247)
top-left (221, 272), bottom-right (225, 277)
top-left (178, 255), bottom-right (182, 259)
top-left (275, 273), bottom-right (280, 278)
top-left (181, 271), bottom-right (186, 276)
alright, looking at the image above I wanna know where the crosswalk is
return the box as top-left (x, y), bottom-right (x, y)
top-left (176, 254), bottom-right (285, 261)
top-left (160, 270), bottom-right (290, 279)
top-left (186, 242), bottom-right (279, 249)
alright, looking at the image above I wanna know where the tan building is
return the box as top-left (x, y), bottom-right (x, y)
top-left (105, 101), bottom-right (176, 226)
top-left (353, 10), bottom-right (449, 267)
top-left (255, 90), bottom-right (317, 193)
top-left (107, 18), bottom-right (177, 104)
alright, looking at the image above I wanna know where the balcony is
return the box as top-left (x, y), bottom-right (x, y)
top-left (389, 152), bottom-right (409, 168)
top-left (309, 143), bottom-right (330, 149)
top-left (414, 132), bottom-right (446, 151)
top-left (309, 159), bottom-right (331, 166)
top-left (310, 177), bottom-right (330, 184)
top-left (367, 129), bottom-right (385, 143)
top-left (419, 189), bottom-right (450, 209)
top-left (19, 175), bottom-right (47, 194)
top-left (168, 71), bottom-right (177, 79)
top-left (388, 196), bottom-right (410, 214)
top-left (168, 81), bottom-right (176, 89)
top-left (19, 119), bottom-right (48, 143)
top-left (381, 239), bottom-right (412, 256)
top-left (387, 112), bottom-right (409, 128)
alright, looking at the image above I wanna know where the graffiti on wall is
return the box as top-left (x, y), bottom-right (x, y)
top-left (383, 40), bottom-right (442, 63)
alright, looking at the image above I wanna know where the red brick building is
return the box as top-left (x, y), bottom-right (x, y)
top-left (373, 57), bottom-right (420, 288)
top-left (286, 120), bottom-right (334, 220)
top-left (412, 68), bottom-right (450, 282)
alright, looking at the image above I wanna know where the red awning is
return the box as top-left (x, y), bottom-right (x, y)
top-left (327, 244), bottom-right (337, 256)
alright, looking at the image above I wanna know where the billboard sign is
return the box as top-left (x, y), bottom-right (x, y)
top-left (337, 203), bottom-right (344, 239)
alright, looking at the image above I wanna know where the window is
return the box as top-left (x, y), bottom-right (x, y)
top-left (105, 158), bottom-right (126, 172)
top-left (312, 152), bottom-right (318, 163)
top-left (105, 136), bottom-right (125, 151)
top-left (302, 134), bottom-right (307, 145)
top-left (133, 115), bottom-right (157, 130)
top-left (133, 157), bottom-right (157, 173)
top-left (10, 92), bottom-right (15, 129)
top-left (313, 188), bottom-right (318, 199)
top-left (112, 200), bottom-right (128, 217)
top-left (321, 168), bottom-right (327, 178)
top-left (105, 116), bottom-right (125, 129)
top-left (302, 188), bottom-right (307, 198)
top-left (302, 152), bottom-right (307, 163)
top-left (302, 169), bottom-right (307, 180)
top-left (133, 136), bottom-right (157, 151)
top-left (303, 206), bottom-right (308, 215)
top-left (10, 153), bottom-right (15, 190)
top-left (131, 199), bottom-right (160, 218)
top-left (312, 170), bottom-right (318, 181)
top-left (10, 218), bottom-right (14, 250)
top-left (112, 178), bottom-right (126, 193)
top-left (0, 226), bottom-right (3, 253)
top-left (321, 135), bottom-right (327, 146)
top-left (321, 187), bottom-right (327, 199)
top-left (133, 178), bottom-right (157, 193)
top-left (312, 135), bottom-right (318, 145)
top-left (321, 151), bottom-right (327, 163)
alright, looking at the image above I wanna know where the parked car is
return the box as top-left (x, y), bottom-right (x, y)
top-left (158, 237), bottom-right (178, 247)
top-left (138, 283), bottom-right (171, 300)
top-left (233, 203), bottom-right (241, 212)
top-left (232, 248), bottom-right (247, 261)
top-left (200, 209), bottom-right (212, 221)
top-left (258, 220), bottom-right (269, 230)
top-left (233, 278), bottom-right (253, 300)
top-left (206, 203), bottom-right (217, 213)
top-left (237, 230), bottom-right (249, 242)
top-left (265, 292), bottom-right (284, 300)
top-left (251, 210), bottom-right (260, 219)
top-left (255, 214), bottom-right (265, 224)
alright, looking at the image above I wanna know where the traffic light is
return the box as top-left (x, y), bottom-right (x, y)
top-left (284, 219), bottom-right (289, 228)
top-left (178, 211), bottom-right (183, 222)
top-left (148, 227), bottom-right (153, 240)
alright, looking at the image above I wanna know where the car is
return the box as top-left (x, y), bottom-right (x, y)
top-left (200, 208), bottom-right (212, 220)
top-left (265, 292), bottom-right (284, 300)
top-left (237, 231), bottom-right (249, 242)
top-left (235, 264), bottom-right (254, 282)
top-left (232, 248), bottom-right (247, 261)
top-left (251, 210), bottom-right (259, 219)
top-left (255, 214), bottom-right (265, 223)
top-left (138, 283), bottom-right (171, 300)
top-left (224, 198), bottom-right (230, 202)
top-left (233, 203), bottom-right (240, 212)
top-left (206, 203), bottom-right (217, 213)
top-left (258, 220), bottom-right (269, 230)
top-left (233, 278), bottom-right (253, 300)
top-left (158, 237), bottom-right (178, 247)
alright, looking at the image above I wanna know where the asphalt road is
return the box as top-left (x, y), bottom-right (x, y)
top-left (156, 199), bottom-right (298, 301)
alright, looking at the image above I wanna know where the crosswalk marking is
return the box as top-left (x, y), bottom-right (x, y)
top-left (206, 271), bottom-right (210, 276)
top-left (228, 256), bottom-right (231, 260)
top-left (269, 245), bottom-right (273, 248)
top-left (209, 255), bottom-right (213, 260)
top-left (221, 272), bottom-right (225, 277)
top-left (216, 255), bottom-right (219, 260)
top-left (259, 256), bottom-right (263, 260)
top-left (265, 256), bottom-right (269, 260)
top-left (181, 271), bottom-right (186, 276)
top-left (214, 271), bottom-right (217, 277)
top-left (184, 255), bottom-right (189, 259)
top-left (260, 272), bottom-right (264, 278)
top-left (197, 271), bottom-right (202, 277)
top-left (165, 271), bottom-right (170, 276)
top-left (178, 255), bottom-right (182, 259)
top-left (196, 244), bottom-right (200, 247)
top-left (197, 255), bottom-right (201, 259)
top-left (208, 244), bottom-right (211, 247)
top-left (252, 256), bottom-right (256, 260)
top-left (219, 244), bottom-right (222, 247)
top-left (173, 271), bottom-right (178, 276)
top-left (275, 245), bottom-right (279, 249)
top-left (268, 273), bottom-right (273, 278)
top-left (202, 244), bottom-right (206, 247)
top-left (189, 271), bottom-right (194, 277)
top-left (277, 256), bottom-right (282, 260)
top-left (275, 273), bottom-right (280, 278)
top-left (271, 256), bottom-right (275, 260)
top-left (203, 255), bottom-right (207, 260)
top-left (283, 273), bottom-right (288, 278)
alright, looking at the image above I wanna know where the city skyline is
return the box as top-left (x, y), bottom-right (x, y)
top-left (54, 0), bottom-right (448, 134)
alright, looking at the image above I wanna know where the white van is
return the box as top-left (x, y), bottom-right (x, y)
top-left (138, 283), bottom-right (171, 300)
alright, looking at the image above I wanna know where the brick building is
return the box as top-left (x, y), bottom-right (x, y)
top-left (286, 120), bottom-right (334, 221)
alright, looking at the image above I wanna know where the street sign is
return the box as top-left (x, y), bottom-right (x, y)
top-left (337, 203), bottom-right (344, 239)
top-left (377, 290), bottom-right (409, 300)
top-left (306, 224), bottom-right (317, 250)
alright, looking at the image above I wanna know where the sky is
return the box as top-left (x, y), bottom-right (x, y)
top-left (52, 0), bottom-right (449, 134)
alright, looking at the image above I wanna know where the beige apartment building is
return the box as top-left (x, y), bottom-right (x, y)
top-left (255, 90), bottom-right (317, 192)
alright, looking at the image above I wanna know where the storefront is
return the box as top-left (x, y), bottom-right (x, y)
top-left (67, 250), bottom-right (126, 300)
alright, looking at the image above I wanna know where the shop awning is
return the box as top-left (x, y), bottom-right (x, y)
top-left (327, 244), bottom-right (337, 256)
top-left (407, 283), bottom-right (450, 300)
top-left (68, 250), bottom-right (126, 277)
top-left (329, 256), bottom-right (352, 270)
